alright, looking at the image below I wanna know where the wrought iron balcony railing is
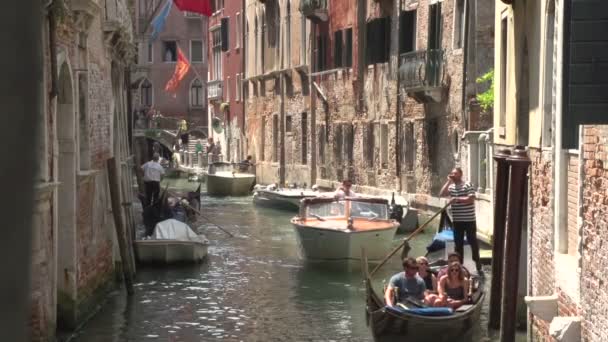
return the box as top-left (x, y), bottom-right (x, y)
top-left (399, 49), bottom-right (446, 92)
top-left (207, 80), bottom-right (223, 101)
top-left (299, 0), bottom-right (328, 22)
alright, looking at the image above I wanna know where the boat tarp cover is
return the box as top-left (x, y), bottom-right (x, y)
top-left (154, 219), bottom-right (201, 241)
top-left (426, 229), bottom-right (469, 253)
top-left (386, 305), bottom-right (454, 316)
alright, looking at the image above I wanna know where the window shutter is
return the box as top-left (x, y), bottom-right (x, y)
top-left (334, 30), bottom-right (343, 68)
top-left (562, 0), bottom-right (608, 148)
top-left (221, 18), bottom-right (229, 51)
top-left (345, 28), bottom-right (353, 67)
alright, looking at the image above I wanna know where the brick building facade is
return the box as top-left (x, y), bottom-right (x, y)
top-left (242, 0), bottom-right (494, 211)
top-left (30, 0), bottom-right (135, 340)
top-left (494, 0), bottom-right (608, 340)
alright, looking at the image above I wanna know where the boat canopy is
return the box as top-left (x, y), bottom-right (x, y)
top-left (153, 219), bottom-right (203, 242)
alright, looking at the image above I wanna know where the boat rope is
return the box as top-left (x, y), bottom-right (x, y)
top-left (368, 201), bottom-right (451, 278)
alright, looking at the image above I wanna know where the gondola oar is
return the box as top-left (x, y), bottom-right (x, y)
top-left (369, 201), bottom-right (451, 278)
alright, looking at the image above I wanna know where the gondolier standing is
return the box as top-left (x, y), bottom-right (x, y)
top-left (142, 153), bottom-right (165, 206)
top-left (440, 167), bottom-right (482, 273)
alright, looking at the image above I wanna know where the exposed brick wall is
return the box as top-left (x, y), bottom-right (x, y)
top-left (527, 147), bottom-right (556, 340)
top-left (566, 153), bottom-right (579, 256)
top-left (580, 125), bottom-right (608, 342)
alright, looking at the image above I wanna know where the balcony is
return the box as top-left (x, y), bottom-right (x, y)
top-left (103, 0), bottom-right (133, 40)
top-left (208, 80), bottom-right (223, 101)
top-left (299, 0), bottom-right (328, 23)
top-left (398, 49), bottom-right (447, 103)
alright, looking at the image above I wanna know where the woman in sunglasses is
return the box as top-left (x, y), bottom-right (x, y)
top-left (416, 256), bottom-right (437, 293)
top-left (435, 261), bottom-right (471, 309)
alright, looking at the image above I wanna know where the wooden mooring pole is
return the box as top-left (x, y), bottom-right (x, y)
top-left (499, 147), bottom-right (530, 342)
top-left (488, 148), bottom-right (512, 330)
top-left (107, 157), bottom-right (135, 295)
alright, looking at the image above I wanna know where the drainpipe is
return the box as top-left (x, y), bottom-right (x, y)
top-left (395, 0), bottom-right (403, 191)
top-left (461, 0), bottom-right (471, 130)
top-left (279, 73), bottom-right (286, 185)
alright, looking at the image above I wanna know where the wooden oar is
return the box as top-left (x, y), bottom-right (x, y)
top-left (369, 201), bottom-right (451, 277)
top-left (167, 190), bottom-right (234, 237)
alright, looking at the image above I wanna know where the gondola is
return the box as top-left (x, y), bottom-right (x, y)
top-left (363, 208), bottom-right (485, 342)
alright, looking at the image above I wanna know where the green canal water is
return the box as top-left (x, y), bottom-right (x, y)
top-left (72, 178), bottom-right (525, 341)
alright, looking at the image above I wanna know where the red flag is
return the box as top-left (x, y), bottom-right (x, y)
top-left (165, 47), bottom-right (191, 93)
top-left (173, 0), bottom-right (212, 17)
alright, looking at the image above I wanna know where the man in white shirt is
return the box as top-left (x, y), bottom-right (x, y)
top-left (141, 153), bottom-right (165, 206)
top-left (334, 179), bottom-right (358, 199)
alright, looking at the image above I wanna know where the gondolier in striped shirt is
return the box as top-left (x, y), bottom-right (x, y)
top-left (440, 167), bottom-right (482, 273)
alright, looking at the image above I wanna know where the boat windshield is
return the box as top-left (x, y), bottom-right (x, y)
top-left (306, 200), bottom-right (389, 220)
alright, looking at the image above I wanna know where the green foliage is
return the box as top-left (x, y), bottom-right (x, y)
top-left (476, 69), bottom-right (494, 112)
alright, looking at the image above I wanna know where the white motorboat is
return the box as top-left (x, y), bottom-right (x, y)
top-left (135, 219), bottom-right (209, 264)
top-left (253, 186), bottom-right (320, 211)
top-left (205, 162), bottom-right (256, 196)
top-left (291, 197), bottom-right (399, 261)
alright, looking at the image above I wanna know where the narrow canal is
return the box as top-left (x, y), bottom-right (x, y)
top-left (73, 179), bottom-right (525, 341)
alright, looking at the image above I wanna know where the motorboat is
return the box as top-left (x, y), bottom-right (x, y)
top-left (205, 162), bottom-right (256, 196)
top-left (291, 197), bottom-right (399, 261)
top-left (253, 185), bottom-right (320, 211)
top-left (134, 219), bottom-right (209, 264)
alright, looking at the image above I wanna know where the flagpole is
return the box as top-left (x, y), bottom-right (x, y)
top-left (141, 0), bottom-right (168, 37)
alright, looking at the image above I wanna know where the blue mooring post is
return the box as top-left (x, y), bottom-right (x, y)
top-left (488, 148), bottom-right (512, 330)
top-left (500, 147), bottom-right (531, 342)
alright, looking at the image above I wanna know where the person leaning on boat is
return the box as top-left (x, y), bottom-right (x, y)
top-left (440, 167), bottom-right (482, 273)
top-left (385, 258), bottom-right (434, 307)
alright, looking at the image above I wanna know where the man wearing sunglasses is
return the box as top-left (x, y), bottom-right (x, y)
top-left (384, 257), bottom-right (427, 307)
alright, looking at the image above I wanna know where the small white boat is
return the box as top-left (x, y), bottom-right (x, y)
top-left (291, 197), bottom-right (399, 261)
top-left (205, 162), bottom-right (256, 196)
top-left (253, 186), bottom-right (320, 211)
top-left (135, 219), bottom-right (209, 264)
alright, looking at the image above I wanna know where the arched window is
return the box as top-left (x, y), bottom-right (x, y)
top-left (190, 78), bottom-right (204, 107)
top-left (141, 78), bottom-right (152, 107)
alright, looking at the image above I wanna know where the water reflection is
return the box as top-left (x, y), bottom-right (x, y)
top-left (72, 179), bottom-right (524, 341)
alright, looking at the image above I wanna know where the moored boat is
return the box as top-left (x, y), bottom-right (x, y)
top-left (205, 162), bottom-right (255, 196)
top-left (253, 186), bottom-right (320, 211)
top-left (135, 219), bottom-right (209, 264)
top-left (291, 197), bottom-right (399, 261)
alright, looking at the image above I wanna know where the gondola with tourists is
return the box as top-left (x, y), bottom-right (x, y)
top-left (363, 203), bottom-right (485, 341)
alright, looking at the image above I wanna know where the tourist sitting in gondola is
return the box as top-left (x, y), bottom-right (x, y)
top-left (436, 251), bottom-right (471, 279)
top-left (416, 256), bottom-right (437, 293)
top-left (434, 261), bottom-right (471, 309)
top-left (385, 258), bottom-right (438, 308)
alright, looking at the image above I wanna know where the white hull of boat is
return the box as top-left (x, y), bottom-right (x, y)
top-left (134, 239), bottom-right (208, 264)
top-left (206, 171), bottom-right (256, 196)
top-left (292, 224), bottom-right (398, 261)
top-left (253, 189), bottom-right (317, 210)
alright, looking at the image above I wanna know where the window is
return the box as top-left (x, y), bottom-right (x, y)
top-left (404, 122), bottom-right (415, 172)
top-left (139, 0), bottom-right (154, 17)
top-left (366, 17), bottom-right (390, 65)
top-left (78, 72), bottom-right (90, 170)
top-left (190, 40), bottom-right (203, 62)
top-left (212, 0), bottom-right (224, 14)
top-left (260, 117), bottom-right (266, 161)
top-left (365, 123), bottom-right (375, 167)
top-left (334, 30), bottom-right (343, 68)
top-left (301, 112), bottom-right (308, 164)
top-left (380, 123), bottom-right (389, 169)
top-left (236, 12), bottom-right (242, 48)
top-left (499, 17), bottom-right (507, 136)
top-left (541, 2), bottom-right (555, 147)
top-left (236, 73), bottom-right (242, 101)
top-left (163, 41), bottom-right (177, 62)
top-left (318, 125), bottom-right (326, 165)
top-left (316, 33), bottom-right (329, 71)
top-left (212, 28), bottom-right (222, 80)
top-left (400, 10), bottom-right (416, 53)
top-left (428, 3), bottom-right (442, 50)
top-left (272, 115), bottom-right (279, 162)
top-left (141, 78), bottom-right (153, 107)
top-left (300, 14), bottom-right (307, 65)
top-left (344, 123), bottom-right (354, 163)
top-left (221, 17), bottom-right (229, 51)
top-left (286, 115), bottom-right (293, 133)
top-left (226, 76), bottom-right (231, 102)
top-left (147, 42), bottom-right (153, 63)
top-left (345, 28), bottom-right (353, 67)
top-left (190, 79), bottom-right (203, 107)
top-left (333, 123), bottom-right (343, 164)
top-left (453, 0), bottom-right (465, 49)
